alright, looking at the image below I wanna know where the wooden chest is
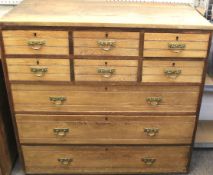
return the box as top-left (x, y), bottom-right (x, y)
top-left (0, 0), bottom-right (213, 174)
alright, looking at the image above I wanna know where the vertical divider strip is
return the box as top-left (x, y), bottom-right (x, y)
top-left (69, 30), bottom-right (75, 81)
top-left (137, 31), bottom-right (144, 82)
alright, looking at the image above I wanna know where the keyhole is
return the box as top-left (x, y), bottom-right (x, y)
top-left (36, 60), bottom-right (40, 65)
top-left (176, 36), bottom-right (179, 41)
top-left (105, 117), bottom-right (108, 121)
top-left (172, 62), bottom-right (176, 67)
top-left (34, 33), bottom-right (37, 37)
top-left (105, 62), bottom-right (108, 66)
top-left (105, 32), bottom-right (109, 38)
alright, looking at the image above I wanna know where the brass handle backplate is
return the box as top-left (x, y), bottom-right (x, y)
top-left (144, 128), bottom-right (159, 137)
top-left (49, 97), bottom-right (66, 105)
top-left (164, 68), bottom-right (182, 79)
top-left (97, 67), bottom-right (116, 78)
top-left (30, 67), bottom-right (48, 77)
top-left (53, 128), bottom-right (69, 136)
top-left (58, 158), bottom-right (73, 166)
top-left (28, 39), bottom-right (46, 50)
top-left (142, 158), bottom-right (156, 166)
top-left (146, 97), bottom-right (162, 106)
top-left (97, 39), bottom-right (116, 51)
top-left (168, 42), bottom-right (186, 53)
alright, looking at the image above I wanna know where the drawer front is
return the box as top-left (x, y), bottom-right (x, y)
top-left (23, 145), bottom-right (189, 174)
top-left (11, 84), bottom-right (199, 113)
top-left (142, 60), bottom-right (204, 83)
top-left (7, 58), bottom-right (70, 81)
top-left (16, 114), bottom-right (195, 144)
top-left (144, 33), bottom-right (209, 58)
top-left (73, 31), bottom-right (140, 56)
top-left (74, 59), bottom-right (138, 81)
top-left (3, 30), bottom-right (69, 55)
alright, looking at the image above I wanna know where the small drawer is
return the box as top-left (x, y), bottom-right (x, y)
top-left (6, 58), bottom-right (70, 81)
top-left (73, 31), bottom-right (140, 56)
top-left (11, 84), bottom-right (199, 113)
top-left (3, 30), bottom-right (69, 55)
top-left (16, 114), bottom-right (195, 144)
top-left (142, 60), bottom-right (204, 83)
top-left (144, 33), bottom-right (209, 58)
top-left (22, 145), bottom-right (189, 174)
top-left (74, 59), bottom-right (138, 81)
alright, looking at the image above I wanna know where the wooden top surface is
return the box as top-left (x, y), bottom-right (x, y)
top-left (0, 0), bottom-right (213, 30)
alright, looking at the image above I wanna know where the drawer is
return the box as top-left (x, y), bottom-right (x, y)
top-left (142, 60), bottom-right (204, 83)
top-left (3, 30), bottom-right (69, 55)
top-left (74, 59), bottom-right (138, 81)
top-left (11, 84), bottom-right (199, 113)
top-left (16, 114), bottom-right (195, 144)
top-left (73, 31), bottom-right (140, 56)
top-left (144, 33), bottom-right (209, 58)
top-left (22, 145), bottom-right (189, 174)
top-left (6, 58), bottom-right (70, 81)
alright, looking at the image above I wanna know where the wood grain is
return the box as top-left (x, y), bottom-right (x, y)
top-left (74, 59), bottom-right (138, 82)
top-left (16, 114), bottom-right (195, 144)
top-left (142, 60), bottom-right (204, 83)
top-left (3, 30), bottom-right (69, 55)
top-left (11, 84), bottom-right (200, 113)
top-left (6, 58), bottom-right (70, 81)
top-left (1, 0), bottom-right (213, 30)
top-left (22, 145), bottom-right (190, 174)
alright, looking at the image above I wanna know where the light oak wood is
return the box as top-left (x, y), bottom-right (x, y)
top-left (74, 31), bottom-right (139, 56)
top-left (11, 84), bottom-right (200, 113)
top-left (3, 30), bottom-right (69, 55)
top-left (144, 33), bottom-right (210, 42)
top-left (144, 41), bottom-right (208, 50)
top-left (142, 60), bottom-right (204, 83)
top-left (7, 58), bottom-right (70, 81)
top-left (73, 31), bottom-right (140, 39)
top-left (75, 59), bottom-right (138, 82)
top-left (6, 58), bottom-right (70, 81)
top-left (16, 114), bottom-right (195, 144)
top-left (22, 145), bottom-right (189, 174)
top-left (144, 33), bottom-right (209, 57)
top-left (144, 50), bottom-right (207, 58)
top-left (1, 0), bottom-right (213, 30)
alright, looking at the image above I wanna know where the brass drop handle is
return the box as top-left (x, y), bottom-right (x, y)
top-left (144, 128), bottom-right (159, 137)
top-left (97, 67), bottom-right (116, 78)
top-left (142, 158), bottom-right (156, 166)
top-left (49, 97), bottom-right (66, 105)
top-left (164, 68), bottom-right (182, 79)
top-left (28, 39), bottom-right (46, 50)
top-left (58, 158), bottom-right (73, 166)
top-left (168, 42), bottom-right (186, 53)
top-left (53, 128), bottom-right (69, 137)
top-left (97, 39), bottom-right (116, 51)
top-left (30, 67), bottom-right (48, 77)
top-left (146, 97), bottom-right (162, 106)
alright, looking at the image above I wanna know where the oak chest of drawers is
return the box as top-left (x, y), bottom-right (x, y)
top-left (0, 0), bottom-right (213, 174)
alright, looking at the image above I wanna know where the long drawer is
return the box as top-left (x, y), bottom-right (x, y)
top-left (144, 33), bottom-right (209, 58)
top-left (22, 145), bottom-right (189, 174)
top-left (11, 84), bottom-right (199, 113)
top-left (73, 31), bottom-right (140, 56)
top-left (6, 58), bottom-right (70, 81)
top-left (16, 114), bottom-right (195, 144)
top-left (142, 60), bottom-right (204, 83)
top-left (3, 30), bottom-right (69, 55)
top-left (74, 59), bottom-right (138, 82)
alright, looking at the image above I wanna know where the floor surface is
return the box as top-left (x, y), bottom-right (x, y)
top-left (11, 149), bottom-right (213, 175)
